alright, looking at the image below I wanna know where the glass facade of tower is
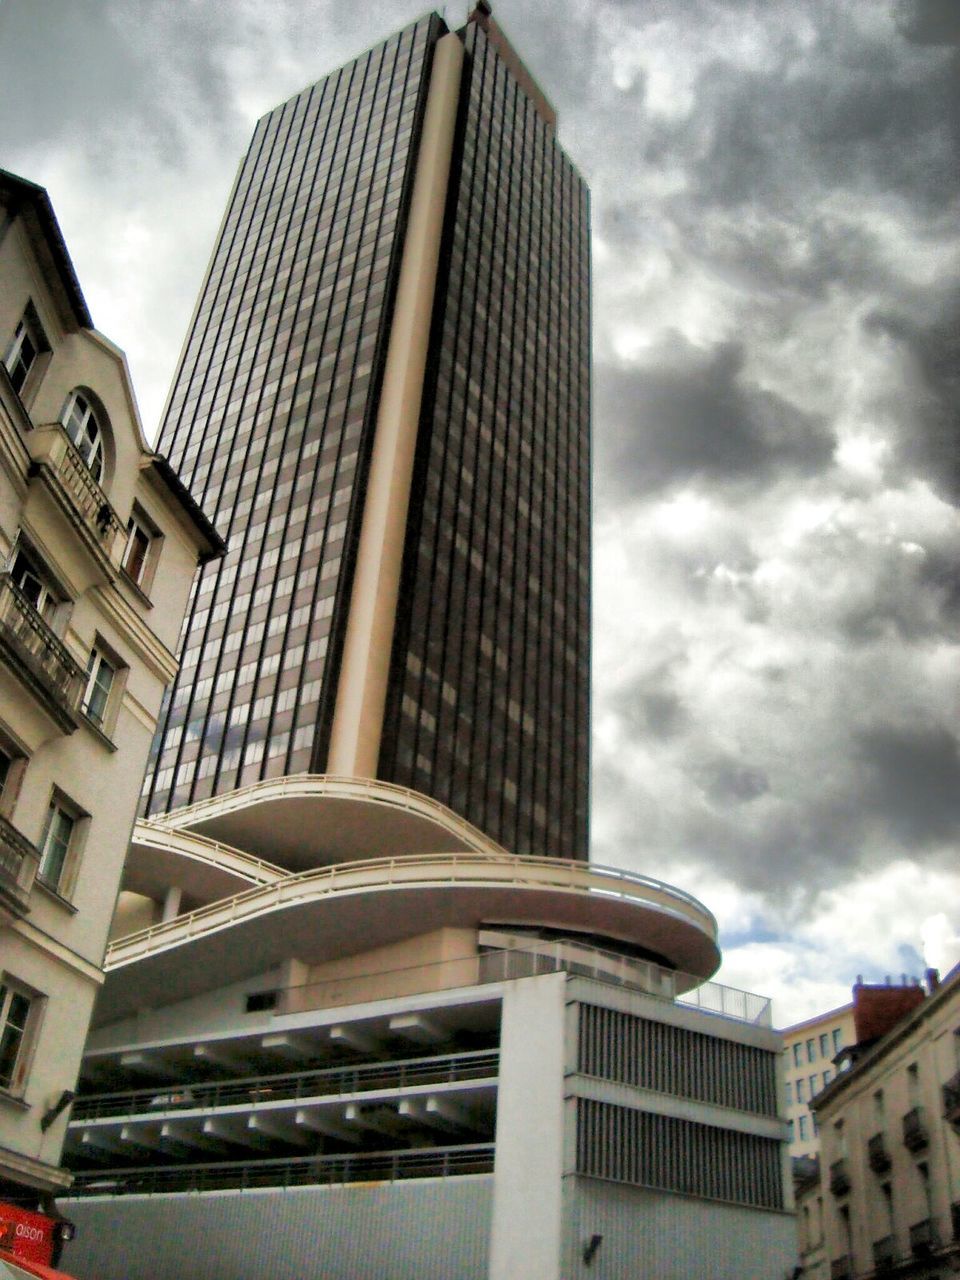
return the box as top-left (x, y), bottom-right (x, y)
top-left (144, 17), bottom-right (442, 812)
top-left (379, 23), bottom-right (591, 859)
top-left (144, 14), bottom-right (591, 862)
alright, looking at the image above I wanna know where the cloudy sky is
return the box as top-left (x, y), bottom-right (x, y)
top-left (2, 0), bottom-right (959, 1024)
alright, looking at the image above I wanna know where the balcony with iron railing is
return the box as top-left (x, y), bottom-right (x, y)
top-left (944, 1072), bottom-right (960, 1136)
top-left (868, 1131), bottom-right (892, 1174)
top-left (27, 425), bottom-right (124, 573)
top-left (909, 1217), bottom-right (939, 1257)
top-left (902, 1106), bottom-right (929, 1152)
top-left (871, 1235), bottom-right (895, 1273)
top-left (0, 812), bottom-right (40, 919)
top-left (829, 1158), bottom-right (851, 1197)
top-left (0, 574), bottom-right (85, 731)
top-left (830, 1256), bottom-right (852, 1280)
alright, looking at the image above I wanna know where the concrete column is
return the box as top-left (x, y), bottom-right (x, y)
top-left (489, 972), bottom-right (568, 1280)
top-left (326, 32), bottom-right (464, 778)
top-left (161, 886), bottom-right (182, 923)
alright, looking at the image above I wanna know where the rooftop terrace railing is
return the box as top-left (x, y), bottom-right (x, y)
top-left (279, 939), bottom-right (771, 1026)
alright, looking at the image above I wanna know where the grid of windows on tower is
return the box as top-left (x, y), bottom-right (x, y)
top-left (379, 23), bottom-right (591, 860)
top-left (143, 18), bottom-right (438, 812)
top-left (142, 14), bottom-right (591, 864)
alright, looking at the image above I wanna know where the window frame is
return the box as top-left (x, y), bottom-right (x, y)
top-left (36, 792), bottom-right (88, 899)
top-left (0, 976), bottom-right (42, 1096)
top-left (9, 544), bottom-right (63, 624)
top-left (3, 302), bottom-right (50, 401)
top-left (81, 646), bottom-right (116, 729)
top-left (121, 506), bottom-right (162, 595)
top-left (60, 390), bottom-right (105, 483)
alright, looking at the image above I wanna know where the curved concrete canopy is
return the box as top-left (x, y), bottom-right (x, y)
top-left (96, 853), bottom-right (720, 1026)
top-left (123, 822), bottom-right (284, 906)
top-left (156, 775), bottom-right (509, 871)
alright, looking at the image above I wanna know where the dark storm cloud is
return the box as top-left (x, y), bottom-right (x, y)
top-left (897, 0), bottom-right (960, 45)
top-left (0, 0), bottom-right (242, 170)
top-left (684, 10), bottom-right (959, 215)
top-left (865, 302), bottom-right (960, 500)
top-left (594, 338), bottom-right (834, 501)
top-left (857, 725), bottom-right (960, 844)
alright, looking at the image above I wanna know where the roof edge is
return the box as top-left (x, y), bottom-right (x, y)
top-left (0, 168), bottom-right (93, 329)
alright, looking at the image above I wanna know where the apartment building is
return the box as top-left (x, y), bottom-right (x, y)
top-left (0, 169), bottom-right (221, 1270)
top-left (782, 1004), bottom-right (856, 1159)
top-left (808, 966), bottom-right (960, 1279)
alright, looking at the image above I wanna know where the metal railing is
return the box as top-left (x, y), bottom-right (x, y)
top-left (277, 940), bottom-right (770, 1025)
top-left (909, 1217), bottom-right (939, 1255)
top-left (129, 821), bottom-right (285, 885)
top-left (872, 1235), bottom-right (894, 1272)
top-left (66, 1142), bottom-right (495, 1198)
top-left (106, 850), bottom-right (717, 966)
top-left (71, 1049), bottom-right (498, 1123)
top-left (830, 1256), bottom-right (852, 1280)
top-left (0, 574), bottom-right (85, 712)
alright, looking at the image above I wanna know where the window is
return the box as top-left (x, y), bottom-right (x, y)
top-left (907, 1062), bottom-right (920, 1104)
top-left (122, 515), bottom-right (151, 585)
top-left (38, 799), bottom-right (76, 891)
top-left (832, 1028), bottom-right (843, 1053)
top-left (0, 979), bottom-right (37, 1092)
top-left (793, 1043), bottom-right (803, 1067)
top-left (3, 304), bottom-right (48, 396)
top-left (799, 1115), bottom-right (808, 1140)
top-left (810, 1075), bottom-right (819, 1097)
top-left (819, 1033), bottom-right (829, 1057)
top-left (797, 1079), bottom-right (806, 1103)
top-left (785, 1081), bottom-right (793, 1106)
top-left (60, 391), bottom-right (104, 482)
top-left (82, 648), bottom-right (115, 727)
top-left (9, 546), bottom-right (59, 621)
top-left (823, 1069), bottom-right (832, 1088)
top-left (807, 1038), bottom-right (817, 1062)
top-left (0, 732), bottom-right (25, 817)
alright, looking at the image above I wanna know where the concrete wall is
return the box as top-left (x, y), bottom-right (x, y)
top-left (563, 1177), bottom-right (796, 1280)
top-left (488, 971), bottom-right (567, 1280)
top-left (61, 1176), bottom-right (493, 1280)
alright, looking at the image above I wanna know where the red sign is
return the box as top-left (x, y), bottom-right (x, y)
top-left (0, 1201), bottom-right (55, 1266)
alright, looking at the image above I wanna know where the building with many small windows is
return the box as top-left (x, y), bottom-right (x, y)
top-left (0, 169), bottom-right (221, 1262)
top-left (782, 1004), bottom-right (856, 1159)
top-left (799, 967), bottom-right (960, 1279)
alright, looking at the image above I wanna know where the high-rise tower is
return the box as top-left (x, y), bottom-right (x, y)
top-left (143, 8), bottom-right (590, 861)
top-left (58, 16), bottom-right (793, 1279)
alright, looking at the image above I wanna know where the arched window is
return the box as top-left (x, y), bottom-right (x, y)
top-left (60, 390), bottom-right (104, 483)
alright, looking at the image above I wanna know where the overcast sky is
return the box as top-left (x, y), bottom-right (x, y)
top-left (2, 0), bottom-right (959, 1024)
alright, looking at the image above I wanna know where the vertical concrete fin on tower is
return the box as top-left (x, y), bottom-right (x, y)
top-left (326, 31), bottom-right (465, 779)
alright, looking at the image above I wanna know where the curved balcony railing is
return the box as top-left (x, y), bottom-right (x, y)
top-left (129, 821), bottom-right (286, 886)
top-left (105, 851), bottom-right (718, 971)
